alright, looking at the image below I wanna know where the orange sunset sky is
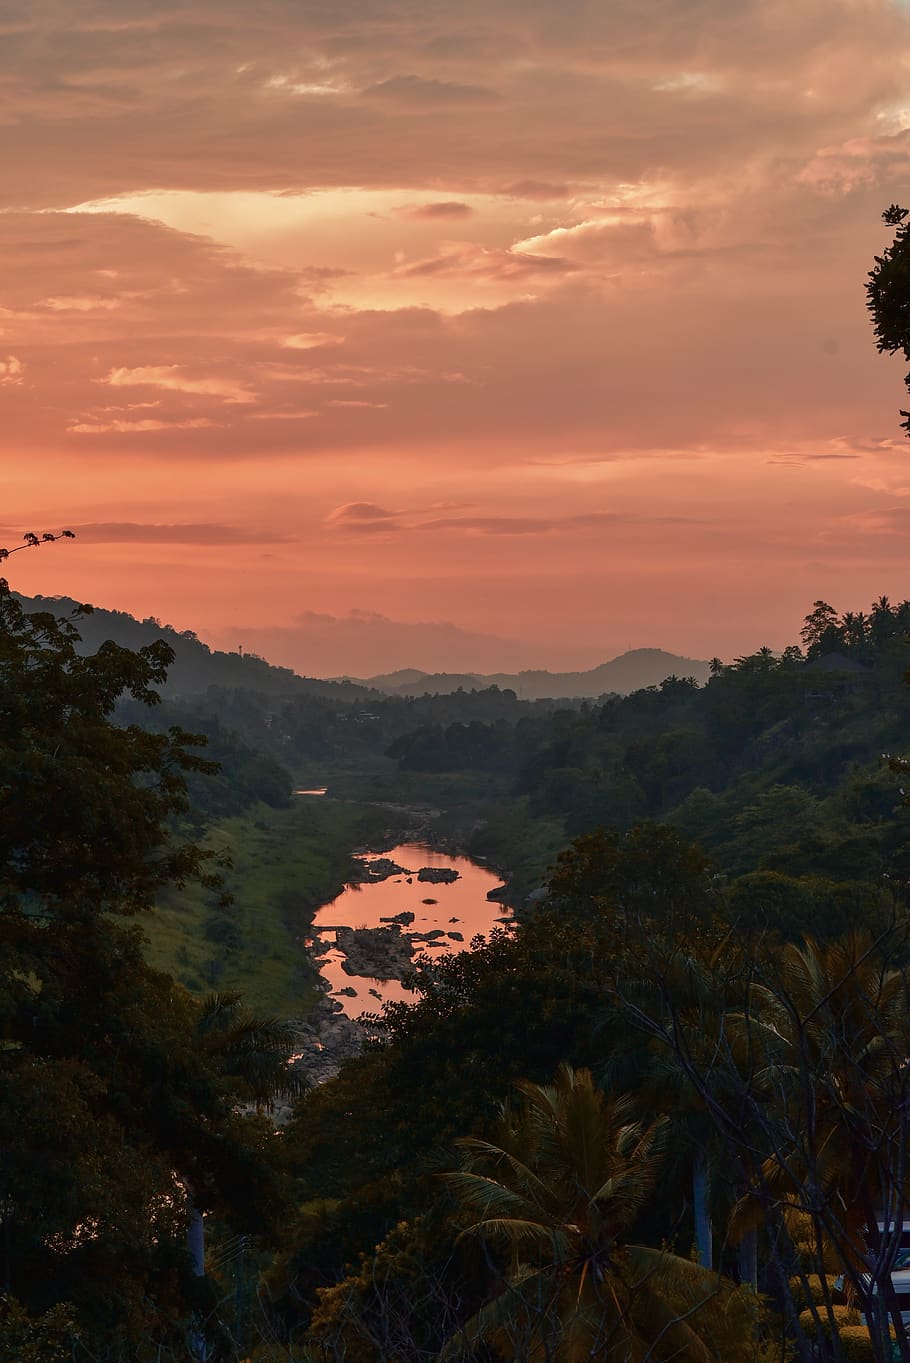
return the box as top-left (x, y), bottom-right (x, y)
top-left (4, 0), bottom-right (910, 676)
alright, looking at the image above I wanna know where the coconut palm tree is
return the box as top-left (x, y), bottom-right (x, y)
top-left (441, 1064), bottom-right (752, 1363)
top-left (185, 992), bottom-right (305, 1276)
top-left (729, 935), bottom-right (910, 1360)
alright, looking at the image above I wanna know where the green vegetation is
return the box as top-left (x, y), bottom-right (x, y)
top-left (0, 580), bottom-right (298, 1360)
top-left (148, 797), bottom-right (393, 1014)
top-left (371, 601), bottom-right (910, 915)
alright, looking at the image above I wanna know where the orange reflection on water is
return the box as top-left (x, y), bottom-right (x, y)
top-left (311, 843), bottom-right (510, 1018)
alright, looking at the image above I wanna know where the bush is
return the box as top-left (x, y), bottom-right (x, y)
top-left (839, 1325), bottom-right (880, 1363)
top-left (798, 1305), bottom-right (861, 1339)
top-left (789, 1274), bottom-right (845, 1310)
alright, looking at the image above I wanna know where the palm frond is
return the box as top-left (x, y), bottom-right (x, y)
top-left (438, 1268), bottom-right (556, 1362)
top-left (443, 1170), bottom-right (544, 1224)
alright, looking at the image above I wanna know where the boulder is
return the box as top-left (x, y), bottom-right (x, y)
top-left (276, 996), bottom-right (366, 1114)
top-left (359, 857), bottom-right (412, 883)
top-left (417, 866), bottom-right (460, 884)
top-left (335, 924), bottom-right (415, 980)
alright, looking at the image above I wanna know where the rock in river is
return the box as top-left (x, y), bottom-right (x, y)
top-left (335, 924), bottom-right (415, 980)
top-left (417, 866), bottom-right (460, 884)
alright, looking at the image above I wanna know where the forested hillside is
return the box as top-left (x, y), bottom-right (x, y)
top-left (374, 597), bottom-right (910, 910)
top-left (13, 592), bottom-right (376, 701)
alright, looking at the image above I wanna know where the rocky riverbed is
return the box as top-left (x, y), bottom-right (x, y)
top-left (349, 855), bottom-right (461, 887)
top-left (318, 921), bottom-right (470, 982)
top-left (309, 841), bottom-right (511, 1017)
top-left (267, 843), bottom-right (514, 1123)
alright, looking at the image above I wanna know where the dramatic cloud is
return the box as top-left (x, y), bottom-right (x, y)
top-left (5, 0), bottom-right (910, 668)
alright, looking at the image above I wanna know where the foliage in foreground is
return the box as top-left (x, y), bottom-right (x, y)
top-left (0, 583), bottom-right (295, 1358)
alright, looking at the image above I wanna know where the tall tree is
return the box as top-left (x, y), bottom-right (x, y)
top-left (619, 929), bottom-right (910, 1363)
top-left (441, 1064), bottom-right (755, 1363)
top-left (800, 601), bottom-right (845, 659)
top-left (867, 204), bottom-right (910, 441)
top-left (0, 579), bottom-right (288, 1357)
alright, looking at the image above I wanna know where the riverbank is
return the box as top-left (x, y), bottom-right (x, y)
top-left (146, 797), bottom-right (404, 1015)
top-left (147, 783), bottom-right (519, 1021)
top-left (306, 842), bottom-right (512, 1018)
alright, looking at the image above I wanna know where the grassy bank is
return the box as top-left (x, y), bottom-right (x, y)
top-left (146, 797), bottom-right (395, 1015)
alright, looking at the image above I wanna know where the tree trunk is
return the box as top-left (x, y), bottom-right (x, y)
top-left (693, 1151), bottom-right (713, 1270)
top-left (738, 1228), bottom-right (758, 1288)
top-left (187, 1195), bottom-right (205, 1278)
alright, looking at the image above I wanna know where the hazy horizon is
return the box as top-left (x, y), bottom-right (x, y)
top-left (12, 580), bottom-right (890, 678)
top-left (208, 615), bottom-right (712, 680)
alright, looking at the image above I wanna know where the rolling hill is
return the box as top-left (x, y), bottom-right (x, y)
top-left (358, 648), bottom-right (711, 699)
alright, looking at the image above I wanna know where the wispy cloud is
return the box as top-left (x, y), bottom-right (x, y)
top-left (362, 75), bottom-right (501, 106)
top-left (68, 522), bottom-right (293, 544)
top-left (393, 242), bottom-right (579, 281)
top-left (0, 356), bottom-right (24, 385)
top-left (325, 502), bottom-right (404, 533)
top-left (102, 365), bottom-right (257, 404)
top-left (396, 201), bottom-right (474, 220)
top-left (68, 416), bottom-right (219, 434)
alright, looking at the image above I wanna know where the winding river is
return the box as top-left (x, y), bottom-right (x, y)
top-left (309, 842), bottom-right (512, 1018)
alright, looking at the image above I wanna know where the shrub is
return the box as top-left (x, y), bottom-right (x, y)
top-left (798, 1305), bottom-right (861, 1339)
top-left (839, 1325), bottom-right (879, 1363)
top-left (789, 1274), bottom-right (845, 1310)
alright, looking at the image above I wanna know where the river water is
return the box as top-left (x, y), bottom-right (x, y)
top-left (309, 842), bottom-right (511, 1018)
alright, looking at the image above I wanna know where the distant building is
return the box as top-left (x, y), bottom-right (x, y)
top-left (803, 652), bottom-right (875, 677)
top-left (803, 652), bottom-right (876, 704)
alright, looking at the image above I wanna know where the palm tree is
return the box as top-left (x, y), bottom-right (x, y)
top-left (870, 596), bottom-right (896, 650)
top-left (185, 992), bottom-right (305, 1278)
top-left (842, 612), bottom-right (869, 653)
top-left (604, 935), bottom-right (745, 1275)
top-left (441, 1064), bottom-right (751, 1363)
top-left (730, 936), bottom-right (910, 1360)
top-left (195, 990), bottom-right (305, 1110)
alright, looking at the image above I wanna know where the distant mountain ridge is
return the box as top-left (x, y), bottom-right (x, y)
top-left (14, 596), bottom-right (710, 701)
top-left (357, 648), bottom-right (711, 699)
top-left (13, 594), bottom-right (375, 702)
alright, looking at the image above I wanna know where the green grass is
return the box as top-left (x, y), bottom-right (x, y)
top-left (144, 798), bottom-right (393, 1016)
top-left (467, 801), bottom-right (569, 904)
